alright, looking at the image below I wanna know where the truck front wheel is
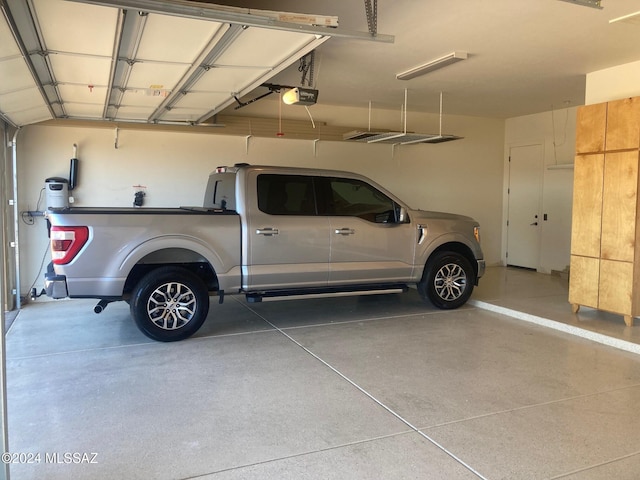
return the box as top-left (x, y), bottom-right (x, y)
top-left (130, 266), bottom-right (209, 341)
top-left (418, 251), bottom-right (474, 309)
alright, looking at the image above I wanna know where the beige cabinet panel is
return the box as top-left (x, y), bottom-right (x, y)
top-left (569, 255), bottom-right (599, 308)
top-left (598, 259), bottom-right (633, 315)
top-left (570, 154), bottom-right (604, 258)
top-left (570, 96), bottom-right (640, 326)
top-left (601, 151), bottom-right (639, 262)
top-left (606, 97), bottom-right (640, 152)
top-left (576, 102), bottom-right (607, 154)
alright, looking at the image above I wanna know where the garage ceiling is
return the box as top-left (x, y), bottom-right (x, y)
top-left (0, 0), bottom-right (391, 127)
top-left (3, 0), bottom-right (640, 126)
top-left (218, 0), bottom-right (640, 119)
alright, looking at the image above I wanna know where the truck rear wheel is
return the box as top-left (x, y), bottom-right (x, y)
top-left (130, 266), bottom-right (209, 341)
top-left (418, 251), bottom-right (474, 309)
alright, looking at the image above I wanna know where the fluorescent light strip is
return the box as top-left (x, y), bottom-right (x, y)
top-left (610, 11), bottom-right (640, 25)
top-left (396, 51), bottom-right (467, 80)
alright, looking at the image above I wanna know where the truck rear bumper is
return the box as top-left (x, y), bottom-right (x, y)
top-left (44, 271), bottom-right (69, 299)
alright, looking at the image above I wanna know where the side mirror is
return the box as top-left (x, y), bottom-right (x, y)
top-left (398, 206), bottom-right (407, 223)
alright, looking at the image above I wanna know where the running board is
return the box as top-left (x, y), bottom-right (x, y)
top-left (245, 284), bottom-right (409, 303)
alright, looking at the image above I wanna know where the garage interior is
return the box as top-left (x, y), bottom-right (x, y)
top-left (2, 0), bottom-right (640, 478)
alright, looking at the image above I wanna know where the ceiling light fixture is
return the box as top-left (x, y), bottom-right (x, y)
top-left (557, 0), bottom-right (603, 9)
top-left (282, 87), bottom-right (319, 106)
top-left (610, 11), bottom-right (640, 25)
top-left (396, 51), bottom-right (467, 81)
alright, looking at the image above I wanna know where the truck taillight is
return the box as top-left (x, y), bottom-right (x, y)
top-left (51, 226), bottom-right (89, 265)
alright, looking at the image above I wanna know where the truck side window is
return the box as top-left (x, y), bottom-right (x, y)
top-left (257, 174), bottom-right (316, 215)
top-left (325, 178), bottom-right (397, 223)
top-left (204, 173), bottom-right (236, 211)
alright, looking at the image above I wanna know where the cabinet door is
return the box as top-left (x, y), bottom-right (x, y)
top-left (576, 103), bottom-right (607, 154)
top-left (571, 154), bottom-right (604, 258)
top-left (601, 151), bottom-right (638, 262)
top-left (598, 259), bottom-right (633, 315)
top-left (569, 255), bottom-right (599, 308)
top-left (606, 97), bottom-right (640, 151)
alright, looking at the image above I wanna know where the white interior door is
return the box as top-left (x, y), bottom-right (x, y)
top-left (507, 144), bottom-right (543, 269)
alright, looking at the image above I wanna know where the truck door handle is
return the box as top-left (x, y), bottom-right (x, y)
top-left (256, 228), bottom-right (279, 236)
top-left (334, 228), bottom-right (355, 235)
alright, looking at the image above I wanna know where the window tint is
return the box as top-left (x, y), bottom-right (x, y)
top-left (325, 178), bottom-right (397, 223)
top-left (203, 173), bottom-right (236, 210)
top-left (257, 174), bottom-right (316, 215)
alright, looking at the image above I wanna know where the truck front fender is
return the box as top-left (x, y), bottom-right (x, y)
top-left (416, 232), bottom-right (483, 280)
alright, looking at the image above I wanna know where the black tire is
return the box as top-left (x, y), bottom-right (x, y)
top-left (418, 251), bottom-right (474, 309)
top-left (130, 266), bottom-right (209, 342)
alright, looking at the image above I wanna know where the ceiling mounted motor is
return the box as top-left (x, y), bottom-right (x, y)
top-left (282, 87), bottom-right (319, 106)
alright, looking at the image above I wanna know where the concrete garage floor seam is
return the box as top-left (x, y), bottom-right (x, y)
top-left (237, 298), bottom-right (488, 479)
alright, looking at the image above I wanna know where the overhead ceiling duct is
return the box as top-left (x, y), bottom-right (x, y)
top-left (0, 0), bottom-right (393, 128)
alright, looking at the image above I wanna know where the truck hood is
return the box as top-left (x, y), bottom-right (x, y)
top-left (410, 209), bottom-right (476, 223)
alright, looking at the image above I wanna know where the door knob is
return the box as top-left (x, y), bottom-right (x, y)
top-left (530, 222), bottom-right (538, 226)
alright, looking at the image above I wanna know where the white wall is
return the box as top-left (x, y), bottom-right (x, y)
top-left (504, 106), bottom-right (577, 274)
top-left (502, 59), bottom-right (640, 276)
top-left (586, 60), bottom-right (640, 105)
top-left (16, 109), bottom-right (504, 296)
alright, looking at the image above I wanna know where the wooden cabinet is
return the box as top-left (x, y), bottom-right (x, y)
top-left (569, 98), bottom-right (640, 326)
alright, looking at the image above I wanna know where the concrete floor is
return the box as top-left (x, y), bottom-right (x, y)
top-left (6, 266), bottom-right (640, 479)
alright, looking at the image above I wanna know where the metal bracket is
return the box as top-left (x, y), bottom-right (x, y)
top-left (364, 0), bottom-right (377, 36)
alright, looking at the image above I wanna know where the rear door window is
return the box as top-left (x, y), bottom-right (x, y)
top-left (257, 174), bottom-right (316, 215)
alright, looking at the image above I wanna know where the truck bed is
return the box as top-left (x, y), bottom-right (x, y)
top-left (48, 206), bottom-right (237, 215)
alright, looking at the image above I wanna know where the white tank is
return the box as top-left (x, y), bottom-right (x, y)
top-left (45, 177), bottom-right (69, 209)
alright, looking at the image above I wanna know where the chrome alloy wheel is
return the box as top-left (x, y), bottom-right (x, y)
top-left (433, 263), bottom-right (467, 301)
top-left (147, 281), bottom-right (197, 330)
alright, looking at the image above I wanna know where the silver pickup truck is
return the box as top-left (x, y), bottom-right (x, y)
top-left (45, 164), bottom-right (485, 341)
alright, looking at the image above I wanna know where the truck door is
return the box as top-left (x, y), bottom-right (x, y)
top-left (319, 176), bottom-right (416, 286)
top-left (243, 173), bottom-right (330, 290)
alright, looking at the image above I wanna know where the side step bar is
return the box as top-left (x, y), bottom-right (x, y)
top-left (245, 284), bottom-right (409, 303)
